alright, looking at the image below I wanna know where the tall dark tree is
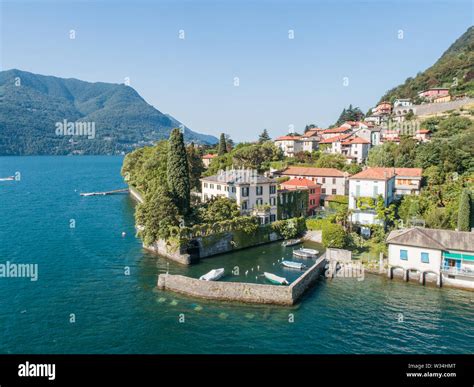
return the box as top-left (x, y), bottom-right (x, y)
top-left (457, 189), bottom-right (471, 231)
top-left (167, 128), bottom-right (191, 216)
top-left (258, 129), bottom-right (271, 143)
top-left (304, 124), bottom-right (317, 133)
top-left (335, 104), bottom-right (364, 126)
top-left (218, 133), bottom-right (227, 156)
top-left (186, 142), bottom-right (205, 191)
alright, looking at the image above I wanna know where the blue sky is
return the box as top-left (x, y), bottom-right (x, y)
top-left (1, 0), bottom-right (472, 141)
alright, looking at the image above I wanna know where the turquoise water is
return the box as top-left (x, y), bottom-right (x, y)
top-left (1, 156), bottom-right (473, 354)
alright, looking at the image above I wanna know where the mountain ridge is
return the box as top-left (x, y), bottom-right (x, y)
top-left (0, 69), bottom-right (217, 155)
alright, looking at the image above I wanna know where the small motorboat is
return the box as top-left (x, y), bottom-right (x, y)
top-left (199, 268), bottom-right (225, 281)
top-left (281, 260), bottom-right (306, 270)
top-left (0, 176), bottom-right (15, 181)
top-left (263, 272), bottom-right (289, 285)
top-left (293, 248), bottom-right (319, 258)
top-left (281, 238), bottom-right (302, 247)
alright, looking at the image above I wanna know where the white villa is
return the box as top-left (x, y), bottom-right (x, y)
top-left (274, 135), bottom-right (303, 157)
top-left (319, 134), bottom-right (371, 164)
top-left (387, 228), bottom-right (474, 289)
top-left (200, 170), bottom-right (278, 224)
top-left (348, 167), bottom-right (396, 225)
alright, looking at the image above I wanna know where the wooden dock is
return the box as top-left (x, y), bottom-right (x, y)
top-left (80, 188), bottom-right (129, 197)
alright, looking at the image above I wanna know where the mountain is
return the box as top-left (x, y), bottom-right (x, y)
top-left (379, 26), bottom-right (474, 103)
top-left (0, 69), bottom-right (217, 155)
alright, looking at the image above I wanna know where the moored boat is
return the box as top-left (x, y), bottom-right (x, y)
top-left (263, 272), bottom-right (289, 285)
top-left (0, 176), bottom-right (15, 181)
top-left (199, 268), bottom-right (225, 281)
top-left (293, 248), bottom-right (318, 258)
top-left (281, 238), bottom-right (302, 247)
top-left (281, 260), bottom-right (306, 270)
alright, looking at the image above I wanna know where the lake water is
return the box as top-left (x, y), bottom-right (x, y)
top-left (0, 156), bottom-right (473, 354)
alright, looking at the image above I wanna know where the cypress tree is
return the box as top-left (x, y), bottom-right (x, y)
top-left (218, 133), bottom-right (227, 156)
top-left (457, 189), bottom-right (471, 231)
top-left (167, 128), bottom-right (190, 216)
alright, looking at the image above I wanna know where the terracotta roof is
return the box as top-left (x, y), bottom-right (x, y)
top-left (350, 167), bottom-right (396, 180)
top-left (281, 178), bottom-right (320, 188)
top-left (387, 228), bottom-right (474, 252)
top-left (302, 128), bottom-right (324, 137)
top-left (416, 129), bottom-right (431, 134)
top-left (275, 135), bottom-right (301, 141)
top-left (320, 134), bottom-right (352, 144)
top-left (202, 153), bottom-right (217, 159)
top-left (394, 168), bottom-right (423, 177)
top-left (280, 166), bottom-right (345, 177)
top-left (323, 126), bottom-right (351, 134)
top-left (341, 136), bottom-right (370, 145)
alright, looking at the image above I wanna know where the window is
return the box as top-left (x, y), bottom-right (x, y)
top-left (400, 250), bottom-right (408, 261)
top-left (256, 198), bottom-right (263, 205)
top-left (373, 185), bottom-right (378, 196)
top-left (310, 199), bottom-right (315, 205)
top-left (270, 214), bottom-right (276, 222)
top-left (332, 178), bottom-right (336, 184)
top-left (231, 187), bottom-right (236, 193)
top-left (332, 189), bottom-right (337, 195)
top-left (256, 186), bottom-right (263, 195)
top-left (322, 177), bottom-right (326, 183)
top-left (217, 185), bottom-right (221, 191)
top-left (241, 187), bottom-right (249, 197)
top-left (210, 184), bottom-right (214, 189)
top-left (204, 183), bottom-right (208, 188)
top-left (270, 197), bottom-right (276, 206)
top-left (321, 188), bottom-right (326, 194)
top-left (355, 185), bottom-right (360, 196)
top-left (270, 185), bottom-right (276, 194)
top-left (421, 252), bottom-right (429, 263)
top-left (241, 201), bottom-right (248, 210)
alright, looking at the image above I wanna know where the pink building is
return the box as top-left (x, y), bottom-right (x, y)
top-left (418, 88), bottom-right (449, 100)
top-left (280, 178), bottom-right (321, 215)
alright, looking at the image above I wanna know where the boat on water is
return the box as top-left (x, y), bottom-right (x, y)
top-left (293, 248), bottom-right (319, 258)
top-left (281, 260), bottom-right (306, 270)
top-left (263, 272), bottom-right (289, 285)
top-left (0, 176), bottom-right (15, 181)
top-left (281, 238), bottom-right (302, 247)
top-left (199, 268), bottom-right (225, 281)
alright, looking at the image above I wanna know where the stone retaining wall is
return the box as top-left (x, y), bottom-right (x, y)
top-left (157, 254), bottom-right (327, 305)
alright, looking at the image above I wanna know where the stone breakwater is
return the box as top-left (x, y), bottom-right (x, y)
top-left (157, 254), bottom-right (327, 305)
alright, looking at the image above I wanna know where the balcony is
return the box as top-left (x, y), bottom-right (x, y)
top-left (442, 266), bottom-right (474, 277)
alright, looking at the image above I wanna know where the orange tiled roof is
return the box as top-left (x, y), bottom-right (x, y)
top-left (281, 166), bottom-right (345, 177)
top-left (323, 126), bottom-right (352, 134)
top-left (350, 167), bottom-right (396, 180)
top-left (281, 177), bottom-right (320, 188)
top-left (341, 136), bottom-right (370, 145)
top-left (275, 135), bottom-right (301, 141)
top-left (394, 168), bottom-right (423, 177)
top-left (202, 153), bottom-right (217, 159)
top-left (319, 133), bottom-right (352, 144)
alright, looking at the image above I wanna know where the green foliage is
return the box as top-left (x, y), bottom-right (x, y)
top-left (218, 133), bottom-right (227, 156)
top-left (197, 196), bottom-right (241, 223)
top-left (0, 69), bottom-right (217, 155)
top-left (314, 152), bottom-right (346, 169)
top-left (136, 186), bottom-right (180, 245)
top-left (375, 195), bottom-right (396, 226)
top-left (167, 128), bottom-right (191, 216)
top-left (277, 190), bottom-right (308, 219)
top-left (322, 223), bottom-right (346, 248)
top-left (187, 143), bottom-right (205, 191)
top-left (379, 26), bottom-right (474, 102)
top-left (271, 217), bottom-right (306, 239)
top-left (232, 142), bottom-right (284, 171)
top-left (457, 189), bottom-right (471, 231)
top-left (335, 104), bottom-right (364, 126)
top-left (258, 129), bottom-right (271, 143)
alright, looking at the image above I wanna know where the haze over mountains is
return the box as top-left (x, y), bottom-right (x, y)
top-left (0, 69), bottom-right (217, 155)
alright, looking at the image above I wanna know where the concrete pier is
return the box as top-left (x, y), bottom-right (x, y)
top-left (157, 254), bottom-right (327, 305)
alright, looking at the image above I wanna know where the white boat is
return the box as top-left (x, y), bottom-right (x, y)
top-left (0, 176), bottom-right (15, 181)
top-left (281, 260), bottom-right (306, 270)
top-left (293, 248), bottom-right (319, 258)
top-left (263, 272), bottom-right (289, 285)
top-left (199, 268), bottom-right (225, 281)
top-left (281, 238), bottom-right (302, 247)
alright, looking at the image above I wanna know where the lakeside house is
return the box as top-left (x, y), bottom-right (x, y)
top-left (348, 167), bottom-right (396, 225)
top-left (202, 153), bottom-right (217, 168)
top-left (274, 135), bottom-right (303, 157)
top-left (387, 228), bottom-right (474, 289)
top-left (280, 177), bottom-right (321, 215)
top-left (393, 168), bottom-right (423, 197)
top-left (200, 170), bottom-right (278, 224)
top-left (276, 166), bottom-right (348, 198)
top-left (418, 87), bottom-right (450, 101)
top-left (320, 134), bottom-right (371, 164)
